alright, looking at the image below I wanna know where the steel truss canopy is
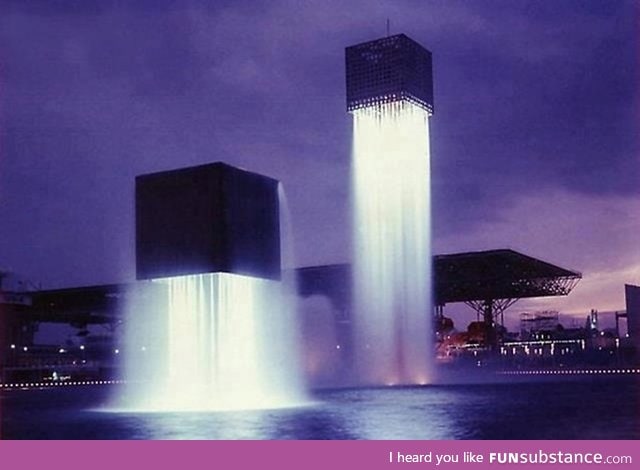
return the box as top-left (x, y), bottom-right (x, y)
top-left (434, 249), bottom-right (581, 306)
top-left (14, 249), bottom-right (581, 326)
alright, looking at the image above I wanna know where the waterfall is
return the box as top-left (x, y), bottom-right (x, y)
top-left (352, 100), bottom-right (433, 385)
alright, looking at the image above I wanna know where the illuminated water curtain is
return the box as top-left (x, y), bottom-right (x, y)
top-left (145, 272), bottom-right (300, 411)
top-left (347, 34), bottom-right (434, 385)
top-left (127, 162), bottom-right (304, 411)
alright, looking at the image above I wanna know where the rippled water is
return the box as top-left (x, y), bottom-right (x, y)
top-left (1, 379), bottom-right (638, 439)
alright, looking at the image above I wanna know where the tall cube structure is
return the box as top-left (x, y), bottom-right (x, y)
top-left (346, 33), bottom-right (434, 114)
top-left (136, 162), bottom-right (280, 281)
top-left (348, 33), bottom-right (435, 385)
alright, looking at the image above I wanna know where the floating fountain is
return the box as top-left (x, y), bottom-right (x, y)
top-left (122, 162), bottom-right (305, 411)
top-left (347, 34), bottom-right (435, 385)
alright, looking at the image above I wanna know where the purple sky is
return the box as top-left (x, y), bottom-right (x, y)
top-left (0, 0), bottom-right (638, 322)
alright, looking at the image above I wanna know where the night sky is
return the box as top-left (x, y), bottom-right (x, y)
top-left (0, 1), bottom-right (638, 323)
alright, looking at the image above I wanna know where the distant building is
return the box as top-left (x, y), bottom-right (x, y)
top-left (520, 311), bottom-right (559, 339)
top-left (626, 284), bottom-right (640, 350)
top-left (586, 309), bottom-right (599, 335)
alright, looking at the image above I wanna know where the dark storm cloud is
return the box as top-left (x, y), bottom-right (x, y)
top-left (0, 0), bottom-right (637, 293)
top-left (428, 0), bottom-right (638, 234)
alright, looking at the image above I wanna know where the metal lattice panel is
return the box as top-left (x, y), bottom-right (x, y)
top-left (346, 34), bottom-right (434, 114)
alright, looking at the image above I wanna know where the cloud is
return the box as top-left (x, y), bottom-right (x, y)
top-left (0, 0), bottom-right (636, 295)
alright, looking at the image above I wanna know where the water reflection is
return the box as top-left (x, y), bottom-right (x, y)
top-left (1, 380), bottom-right (638, 439)
top-left (87, 405), bottom-right (355, 440)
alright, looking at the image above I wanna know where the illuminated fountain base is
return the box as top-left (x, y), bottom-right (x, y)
top-left (124, 272), bottom-right (305, 411)
top-left (352, 100), bottom-right (433, 385)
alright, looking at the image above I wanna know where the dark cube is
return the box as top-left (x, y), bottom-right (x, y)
top-left (136, 162), bottom-right (280, 280)
top-left (346, 33), bottom-right (434, 114)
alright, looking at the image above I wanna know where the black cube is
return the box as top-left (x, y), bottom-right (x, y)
top-left (136, 162), bottom-right (280, 281)
top-left (346, 33), bottom-right (434, 114)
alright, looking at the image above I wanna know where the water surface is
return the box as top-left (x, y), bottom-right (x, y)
top-left (1, 379), bottom-right (637, 439)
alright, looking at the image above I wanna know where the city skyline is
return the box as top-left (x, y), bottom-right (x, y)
top-left (0, 0), bottom-right (638, 320)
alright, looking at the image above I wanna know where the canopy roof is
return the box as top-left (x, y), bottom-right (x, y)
top-left (434, 249), bottom-right (581, 304)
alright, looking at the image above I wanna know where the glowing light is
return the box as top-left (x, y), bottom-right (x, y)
top-left (23, 346), bottom-right (28, 352)
top-left (10, 344), bottom-right (15, 349)
top-left (352, 100), bottom-right (432, 385)
top-left (114, 349), bottom-right (120, 355)
top-left (122, 272), bottom-right (306, 412)
top-left (415, 375), bottom-right (429, 385)
top-left (80, 345), bottom-right (85, 351)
